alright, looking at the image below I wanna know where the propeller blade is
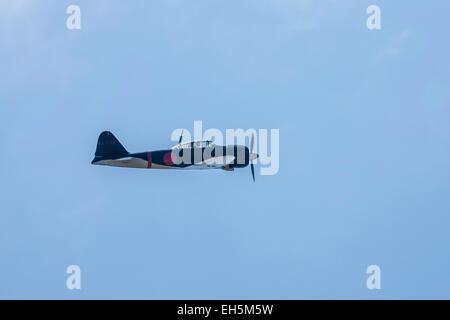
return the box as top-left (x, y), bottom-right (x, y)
top-left (250, 133), bottom-right (256, 182)
top-left (178, 130), bottom-right (183, 144)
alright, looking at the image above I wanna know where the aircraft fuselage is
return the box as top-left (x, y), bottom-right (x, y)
top-left (92, 145), bottom-right (251, 170)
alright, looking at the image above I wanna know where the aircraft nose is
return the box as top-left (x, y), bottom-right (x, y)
top-left (249, 153), bottom-right (259, 161)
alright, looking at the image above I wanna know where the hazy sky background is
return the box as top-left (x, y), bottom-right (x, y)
top-left (1, 0), bottom-right (449, 299)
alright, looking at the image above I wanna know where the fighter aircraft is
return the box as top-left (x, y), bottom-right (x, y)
top-left (91, 131), bottom-right (259, 181)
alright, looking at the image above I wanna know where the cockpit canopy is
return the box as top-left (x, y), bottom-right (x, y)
top-left (171, 140), bottom-right (216, 149)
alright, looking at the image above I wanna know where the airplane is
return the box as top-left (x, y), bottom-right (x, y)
top-left (91, 131), bottom-right (259, 181)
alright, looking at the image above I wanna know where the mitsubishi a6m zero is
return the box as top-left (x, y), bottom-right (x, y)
top-left (91, 131), bottom-right (259, 181)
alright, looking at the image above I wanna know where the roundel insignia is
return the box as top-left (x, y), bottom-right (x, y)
top-left (164, 152), bottom-right (175, 166)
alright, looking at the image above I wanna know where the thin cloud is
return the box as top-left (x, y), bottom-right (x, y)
top-left (374, 29), bottom-right (411, 63)
top-left (265, 0), bottom-right (356, 31)
top-left (0, 0), bottom-right (33, 14)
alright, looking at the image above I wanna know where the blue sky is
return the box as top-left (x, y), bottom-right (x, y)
top-left (1, 0), bottom-right (450, 299)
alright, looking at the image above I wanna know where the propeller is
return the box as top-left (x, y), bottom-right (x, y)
top-left (250, 133), bottom-right (256, 182)
top-left (178, 130), bottom-right (183, 144)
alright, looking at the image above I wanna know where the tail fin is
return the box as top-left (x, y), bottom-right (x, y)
top-left (92, 131), bottom-right (128, 163)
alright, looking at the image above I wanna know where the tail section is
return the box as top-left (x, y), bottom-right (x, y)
top-left (92, 131), bottom-right (128, 163)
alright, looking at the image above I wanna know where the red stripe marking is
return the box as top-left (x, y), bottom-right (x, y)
top-left (147, 152), bottom-right (152, 168)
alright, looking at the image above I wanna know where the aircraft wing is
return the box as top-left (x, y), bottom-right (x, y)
top-left (195, 155), bottom-right (235, 169)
